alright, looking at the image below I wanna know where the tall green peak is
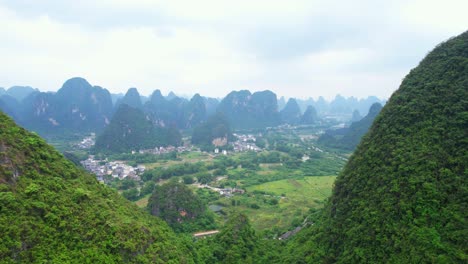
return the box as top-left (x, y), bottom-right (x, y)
top-left (0, 111), bottom-right (193, 263)
top-left (290, 31), bottom-right (468, 263)
top-left (95, 104), bottom-right (181, 153)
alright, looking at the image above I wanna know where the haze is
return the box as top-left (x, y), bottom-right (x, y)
top-left (1, 0), bottom-right (467, 99)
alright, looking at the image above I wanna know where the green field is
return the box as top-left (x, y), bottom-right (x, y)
top-left (213, 176), bottom-right (336, 234)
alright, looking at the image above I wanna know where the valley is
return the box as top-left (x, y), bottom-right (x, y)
top-left (54, 124), bottom-right (348, 237)
top-left (0, 24), bottom-right (465, 263)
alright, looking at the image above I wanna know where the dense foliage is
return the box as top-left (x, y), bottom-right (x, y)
top-left (191, 112), bottom-right (233, 147)
top-left (147, 181), bottom-right (216, 233)
top-left (0, 112), bottom-right (194, 263)
top-left (94, 104), bottom-right (181, 153)
top-left (288, 31), bottom-right (468, 263)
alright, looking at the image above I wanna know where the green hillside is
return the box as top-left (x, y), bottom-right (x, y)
top-left (288, 31), bottom-right (468, 263)
top-left (0, 112), bottom-right (193, 263)
top-left (95, 104), bottom-right (181, 153)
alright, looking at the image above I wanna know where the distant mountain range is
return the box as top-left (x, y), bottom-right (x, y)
top-left (0, 77), bottom-right (385, 138)
top-left (318, 102), bottom-right (383, 150)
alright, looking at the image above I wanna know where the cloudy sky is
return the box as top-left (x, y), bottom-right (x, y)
top-left (0, 0), bottom-right (467, 100)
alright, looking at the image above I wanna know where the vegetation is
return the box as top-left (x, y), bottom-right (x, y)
top-left (191, 112), bottom-right (233, 147)
top-left (147, 181), bottom-right (217, 233)
top-left (94, 104), bottom-right (181, 153)
top-left (0, 112), bottom-right (193, 263)
top-left (318, 102), bottom-right (383, 150)
top-left (288, 30), bottom-right (468, 263)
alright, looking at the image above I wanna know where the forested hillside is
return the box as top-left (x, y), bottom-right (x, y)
top-left (94, 104), bottom-right (181, 153)
top-left (0, 112), bottom-right (193, 263)
top-left (288, 31), bottom-right (468, 263)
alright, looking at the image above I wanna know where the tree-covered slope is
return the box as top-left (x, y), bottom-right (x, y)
top-left (191, 112), bottom-right (233, 147)
top-left (147, 181), bottom-right (215, 233)
top-left (0, 111), bottom-right (193, 263)
top-left (95, 104), bottom-right (181, 153)
top-left (289, 31), bottom-right (468, 263)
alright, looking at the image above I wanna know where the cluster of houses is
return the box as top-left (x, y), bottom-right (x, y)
top-left (231, 134), bottom-right (262, 152)
top-left (219, 187), bottom-right (246, 197)
top-left (80, 155), bottom-right (145, 182)
top-left (212, 133), bottom-right (263, 155)
top-left (75, 134), bottom-right (95, 149)
top-left (196, 183), bottom-right (245, 198)
top-left (137, 145), bottom-right (192, 155)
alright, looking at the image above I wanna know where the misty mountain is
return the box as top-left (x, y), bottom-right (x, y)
top-left (351, 109), bottom-right (362, 122)
top-left (95, 104), bottom-right (181, 153)
top-left (115, 87), bottom-right (143, 110)
top-left (280, 98), bottom-right (302, 124)
top-left (300, 105), bottom-right (319, 125)
top-left (217, 90), bottom-right (280, 129)
top-left (318, 102), bottom-right (383, 150)
top-left (4, 86), bottom-right (38, 102)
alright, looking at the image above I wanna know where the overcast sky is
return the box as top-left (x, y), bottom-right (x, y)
top-left (0, 0), bottom-right (467, 100)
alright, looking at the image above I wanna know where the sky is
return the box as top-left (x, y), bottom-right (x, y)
top-left (0, 0), bottom-right (467, 100)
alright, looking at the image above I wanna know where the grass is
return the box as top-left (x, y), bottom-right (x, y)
top-left (241, 176), bottom-right (335, 232)
top-left (135, 194), bottom-right (151, 208)
top-left (208, 176), bottom-right (336, 234)
top-left (142, 152), bottom-right (213, 169)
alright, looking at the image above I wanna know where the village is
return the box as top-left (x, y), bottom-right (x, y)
top-left (75, 133), bottom-right (95, 149)
top-left (230, 133), bottom-right (262, 152)
top-left (78, 133), bottom-right (264, 183)
top-left (80, 155), bottom-right (145, 182)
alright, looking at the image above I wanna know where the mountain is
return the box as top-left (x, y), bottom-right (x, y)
top-left (277, 96), bottom-right (286, 111)
top-left (217, 90), bottom-right (280, 129)
top-left (296, 97), bottom-right (315, 113)
top-left (116, 87), bottom-right (143, 110)
top-left (110, 92), bottom-right (124, 104)
top-left (20, 91), bottom-right (57, 134)
top-left (147, 181), bottom-right (215, 232)
top-left (203, 97), bottom-right (220, 116)
top-left (184, 94), bottom-right (206, 128)
top-left (5, 86), bottom-right (38, 102)
top-left (280, 98), bottom-right (302, 124)
top-left (17, 77), bottom-right (113, 135)
top-left (191, 112), bottom-right (232, 147)
top-left (318, 102), bottom-right (382, 150)
top-left (351, 109), bottom-right (362, 122)
top-left (95, 104), bottom-right (181, 153)
top-left (0, 95), bottom-right (21, 121)
top-left (0, 87), bottom-right (5, 95)
top-left (338, 102), bottom-right (382, 150)
top-left (144, 90), bottom-right (174, 127)
top-left (53, 78), bottom-right (113, 133)
top-left (0, 111), bottom-right (193, 263)
top-left (300, 105), bottom-right (318, 125)
top-left (289, 31), bottom-right (468, 263)
top-left (166, 91), bottom-right (178, 100)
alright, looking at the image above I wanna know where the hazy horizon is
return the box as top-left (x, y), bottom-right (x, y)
top-left (1, 1), bottom-right (467, 100)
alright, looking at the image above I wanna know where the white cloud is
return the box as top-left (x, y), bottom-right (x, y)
top-left (400, 0), bottom-right (468, 35)
top-left (0, 0), bottom-right (466, 99)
